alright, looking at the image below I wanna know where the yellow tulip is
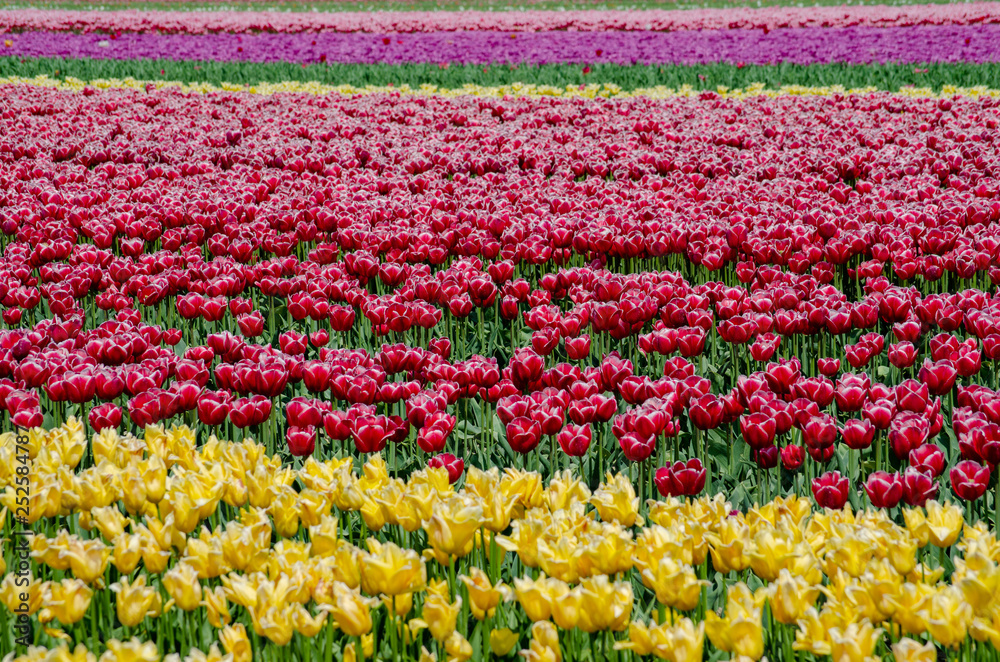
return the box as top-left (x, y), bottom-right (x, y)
top-left (792, 607), bottom-right (832, 656)
top-left (500, 468), bottom-right (545, 511)
top-left (829, 621), bottom-right (882, 662)
top-left (445, 631), bottom-right (473, 662)
top-left (889, 582), bottom-right (934, 636)
top-left (423, 494), bottom-right (485, 559)
top-left (705, 514), bottom-right (751, 573)
top-left (704, 583), bottom-right (763, 661)
top-left (460, 567), bottom-right (512, 620)
top-left (415, 590), bottom-right (461, 642)
top-left (924, 501), bottom-right (964, 548)
top-left (382, 592), bottom-right (413, 618)
top-left (98, 638), bottom-right (160, 662)
top-left (550, 582), bottom-right (581, 630)
top-left (642, 557), bottom-right (706, 612)
top-left (204, 586), bottom-right (232, 629)
top-left (89, 506), bottom-right (132, 541)
top-left (903, 508), bottom-right (931, 548)
top-left (292, 604), bottom-right (327, 637)
top-left (590, 473), bottom-right (641, 528)
top-left (321, 582), bottom-right (375, 637)
top-left (111, 533), bottom-right (143, 575)
top-left (490, 628), bottom-right (520, 656)
top-left (360, 540), bottom-right (426, 597)
top-left (891, 638), bottom-right (937, 662)
top-left (514, 574), bottom-right (556, 622)
top-left (613, 621), bottom-right (655, 656)
top-left (109, 575), bottom-right (162, 627)
top-left (926, 586), bottom-right (972, 648)
top-left (219, 623), bottom-right (252, 662)
top-left (0, 573), bottom-right (43, 615)
top-left (576, 575), bottom-right (633, 633)
top-left (765, 569), bottom-right (821, 625)
top-left (252, 604), bottom-right (295, 646)
top-left (163, 562), bottom-right (203, 611)
top-left (39, 579), bottom-right (92, 626)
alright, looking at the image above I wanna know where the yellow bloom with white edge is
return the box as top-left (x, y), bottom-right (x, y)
top-left (764, 569), bottom-right (821, 625)
top-left (640, 557), bottom-right (706, 612)
top-left (321, 582), bottom-right (376, 637)
top-left (793, 607), bottom-right (832, 656)
top-left (99, 638), bottom-right (160, 662)
top-left (590, 472), bottom-right (642, 527)
top-left (109, 574), bottom-right (162, 627)
top-left (577, 575), bottom-right (633, 633)
top-left (829, 620), bottom-right (882, 662)
top-left (219, 624), bottom-right (252, 662)
top-left (39, 578), bottom-right (92, 626)
top-left (0, 573), bottom-right (43, 615)
top-left (619, 617), bottom-right (705, 662)
top-left (163, 562), bottom-right (203, 611)
top-left (460, 567), bottom-right (512, 620)
top-left (360, 539), bottom-right (426, 597)
top-left (521, 621), bottom-right (561, 662)
top-left (491, 628), bottom-right (519, 656)
top-left (926, 586), bottom-right (972, 648)
top-left (891, 638), bottom-right (937, 662)
top-left (423, 494), bottom-right (484, 559)
top-left (924, 501), bottom-right (964, 548)
top-left (705, 514), bottom-right (751, 573)
top-left (514, 574), bottom-right (556, 622)
top-left (705, 583), bottom-right (764, 661)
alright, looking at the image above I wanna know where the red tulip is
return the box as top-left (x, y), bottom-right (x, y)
top-left (817, 358), bottom-right (840, 377)
top-left (198, 390), bottom-right (231, 426)
top-left (565, 335), bottom-right (591, 361)
top-left (864, 471), bottom-right (903, 508)
top-left (888, 342), bottom-right (918, 369)
top-left (654, 459), bottom-right (706, 497)
top-left (428, 453), bottom-right (465, 484)
top-left (901, 467), bottom-right (939, 507)
top-left (909, 444), bottom-right (946, 477)
top-left (812, 471), bottom-right (849, 509)
top-left (287, 426), bottom-right (317, 457)
top-left (841, 418), bottom-right (874, 450)
top-left (918, 359), bottom-right (958, 396)
top-left (780, 444), bottom-right (805, 471)
top-left (951, 460), bottom-right (991, 501)
top-left (557, 423), bottom-right (592, 457)
top-left (753, 445), bottom-right (779, 469)
top-left (506, 416), bottom-right (542, 454)
top-left (619, 432), bottom-right (655, 463)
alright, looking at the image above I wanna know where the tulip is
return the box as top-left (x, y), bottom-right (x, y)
top-left (901, 467), bottom-right (939, 507)
top-left (864, 471), bottom-right (903, 508)
top-left (565, 335), bottom-right (591, 361)
top-left (918, 359), bottom-right (958, 396)
top-left (653, 459), bottom-right (706, 497)
top-left (739, 413), bottom-right (776, 450)
top-left (428, 453), bottom-right (465, 484)
top-left (802, 414), bottom-right (837, 451)
top-left (753, 445), bottom-right (779, 469)
top-left (780, 444), bottom-right (805, 471)
top-left (909, 444), bottom-right (946, 477)
top-left (689, 394), bottom-right (724, 430)
top-left (840, 418), bottom-right (874, 450)
top-left (88, 402), bottom-right (122, 432)
top-left (950, 460), bottom-right (991, 501)
top-left (816, 358), bottom-right (840, 377)
top-left (506, 416), bottom-right (542, 454)
top-left (287, 426), bottom-right (316, 457)
top-left (557, 423), bottom-right (591, 457)
top-left (888, 341), bottom-right (918, 368)
top-left (619, 432), bottom-right (655, 463)
top-left (811, 471), bottom-right (849, 509)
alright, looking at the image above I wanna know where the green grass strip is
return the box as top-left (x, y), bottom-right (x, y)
top-left (5, 57), bottom-right (1000, 92)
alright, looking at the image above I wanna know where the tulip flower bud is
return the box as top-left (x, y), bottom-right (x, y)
top-left (811, 471), bottom-right (849, 510)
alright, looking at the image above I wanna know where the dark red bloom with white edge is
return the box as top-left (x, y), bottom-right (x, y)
top-left (909, 444), bottom-right (946, 477)
top-left (506, 416), bottom-right (541, 454)
top-left (287, 426), bottom-right (316, 457)
top-left (428, 453), bottom-right (465, 484)
top-left (951, 460), bottom-right (991, 501)
top-left (287, 396), bottom-right (324, 428)
top-left (802, 414), bottom-right (838, 451)
top-left (901, 467), bottom-right (939, 507)
top-left (740, 412), bottom-right (776, 450)
top-left (654, 459), bottom-right (706, 497)
top-left (780, 444), bottom-right (805, 471)
top-left (565, 335), bottom-right (591, 361)
top-left (841, 418), bottom-right (874, 450)
top-left (812, 471), bottom-right (849, 509)
top-left (816, 358), bottom-right (840, 378)
top-left (888, 342), bottom-right (918, 369)
top-left (557, 423), bottom-right (591, 457)
top-left (918, 359), bottom-right (958, 396)
top-left (689, 394), bottom-right (724, 430)
top-left (88, 402), bottom-right (122, 432)
top-left (864, 471), bottom-right (903, 509)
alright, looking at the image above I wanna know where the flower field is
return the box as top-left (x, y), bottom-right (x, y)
top-left (4, 1), bottom-right (1000, 661)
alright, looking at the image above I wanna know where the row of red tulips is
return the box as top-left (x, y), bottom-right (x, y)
top-left (3, 85), bottom-right (1000, 515)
